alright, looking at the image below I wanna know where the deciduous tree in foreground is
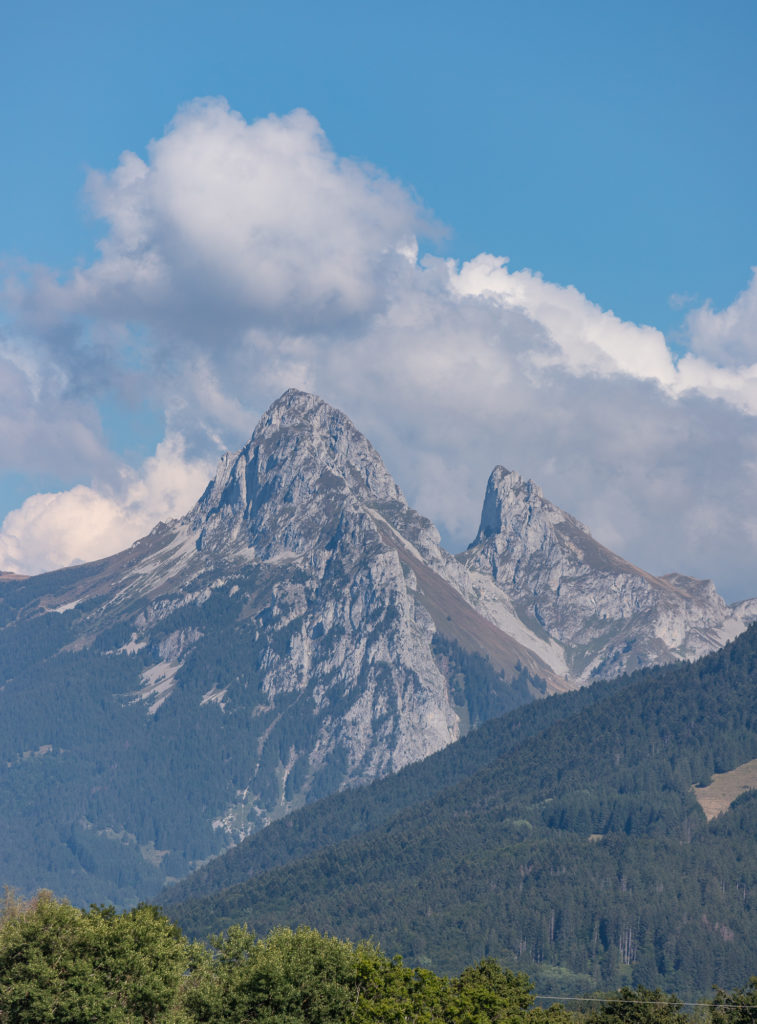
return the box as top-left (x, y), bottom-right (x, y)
top-left (0, 891), bottom-right (751, 1023)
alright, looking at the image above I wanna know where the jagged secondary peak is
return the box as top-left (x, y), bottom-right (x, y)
top-left (471, 464), bottom-right (586, 550)
top-left (465, 462), bottom-right (751, 680)
top-left (189, 389), bottom-right (405, 556)
top-left (467, 461), bottom-right (666, 603)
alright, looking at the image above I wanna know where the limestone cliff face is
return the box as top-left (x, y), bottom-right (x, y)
top-left (463, 466), bottom-right (755, 680)
top-left (169, 392), bottom-right (559, 832)
top-left (15, 391), bottom-right (557, 852)
top-left (2, 390), bottom-right (754, 905)
top-left (190, 389), bottom-right (404, 560)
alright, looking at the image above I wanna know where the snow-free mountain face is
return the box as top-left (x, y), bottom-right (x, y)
top-left (463, 465), bottom-right (757, 680)
top-left (0, 389), bottom-right (753, 907)
top-left (96, 388), bottom-right (562, 741)
top-left (0, 390), bottom-right (556, 905)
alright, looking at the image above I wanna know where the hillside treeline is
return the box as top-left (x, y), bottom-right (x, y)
top-left (164, 625), bottom-right (757, 998)
top-left (2, 891), bottom-right (757, 1024)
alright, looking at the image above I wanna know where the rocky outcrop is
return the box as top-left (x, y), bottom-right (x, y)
top-left (1, 389), bottom-right (753, 905)
top-left (4, 392), bottom-right (558, 852)
top-left (462, 466), bottom-right (756, 680)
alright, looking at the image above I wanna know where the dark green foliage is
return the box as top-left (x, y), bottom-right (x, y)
top-left (5, 890), bottom-right (757, 1024)
top-left (0, 576), bottom-right (281, 903)
top-left (432, 635), bottom-right (537, 726)
top-left (183, 925), bottom-right (367, 1024)
top-left (585, 986), bottom-right (689, 1024)
top-left (165, 624), bottom-right (757, 999)
top-left (711, 978), bottom-right (757, 1024)
top-left (181, 924), bottom-right (578, 1024)
top-left (0, 892), bottom-right (579, 1024)
top-left (0, 607), bottom-right (77, 674)
top-left (0, 891), bottom-right (190, 1023)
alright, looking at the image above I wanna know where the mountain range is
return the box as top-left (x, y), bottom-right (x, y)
top-left (0, 388), bottom-right (754, 905)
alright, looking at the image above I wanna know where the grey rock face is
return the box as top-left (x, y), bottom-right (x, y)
top-left (6, 391), bottom-right (555, 855)
top-left (463, 466), bottom-right (755, 680)
top-left (2, 389), bottom-right (753, 905)
top-left (173, 393), bottom-right (564, 834)
top-left (191, 389), bottom-right (404, 560)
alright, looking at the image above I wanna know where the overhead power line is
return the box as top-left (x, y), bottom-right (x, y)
top-left (534, 993), bottom-right (757, 1012)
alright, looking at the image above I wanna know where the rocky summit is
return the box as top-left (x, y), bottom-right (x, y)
top-left (0, 389), bottom-right (754, 905)
top-left (464, 465), bottom-right (757, 680)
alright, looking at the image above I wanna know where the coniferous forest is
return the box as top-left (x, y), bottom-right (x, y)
top-left (2, 890), bottom-right (757, 1024)
top-left (161, 624), bottom-right (757, 1000)
top-left (4, 609), bottom-right (757, 1010)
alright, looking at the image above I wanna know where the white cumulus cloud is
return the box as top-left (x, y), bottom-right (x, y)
top-left (685, 268), bottom-right (757, 367)
top-left (0, 436), bottom-right (212, 575)
top-left (2, 98), bottom-right (757, 599)
top-left (24, 99), bottom-right (428, 339)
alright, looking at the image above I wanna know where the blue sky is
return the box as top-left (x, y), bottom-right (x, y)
top-left (5, 0), bottom-right (756, 330)
top-left (2, 0), bottom-right (757, 598)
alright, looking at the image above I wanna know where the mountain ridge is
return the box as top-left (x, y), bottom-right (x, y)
top-left (0, 387), bottom-right (754, 906)
top-left (463, 462), bottom-right (756, 679)
top-left (162, 622), bottom-right (757, 1000)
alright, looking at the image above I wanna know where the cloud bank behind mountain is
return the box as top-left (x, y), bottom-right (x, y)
top-left (1, 98), bottom-right (756, 599)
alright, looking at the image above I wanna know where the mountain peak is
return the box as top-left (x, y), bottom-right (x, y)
top-left (3, 391), bottom-right (756, 908)
top-left (257, 387), bottom-right (325, 430)
top-left (189, 390), bottom-right (404, 556)
top-left (472, 464), bottom-right (551, 545)
top-left (464, 461), bottom-right (752, 680)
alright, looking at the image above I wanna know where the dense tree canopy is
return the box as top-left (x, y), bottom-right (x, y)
top-left (1, 891), bottom-right (756, 1024)
top-left (0, 892), bottom-right (570, 1024)
top-left (0, 890), bottom-right (190, 1023)
top-left (164, 625), bottom-right (757, 998)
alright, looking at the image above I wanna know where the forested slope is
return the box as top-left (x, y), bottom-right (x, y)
top-left (21, 889), bottom-right (757, 1024)
top-left (160, 643), bottom-right (630, 908)
top-left (164, 624), bottom-right (757, 999)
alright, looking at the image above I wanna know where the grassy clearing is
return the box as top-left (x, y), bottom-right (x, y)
top-left (693, 757), bottom-right (757, 820)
